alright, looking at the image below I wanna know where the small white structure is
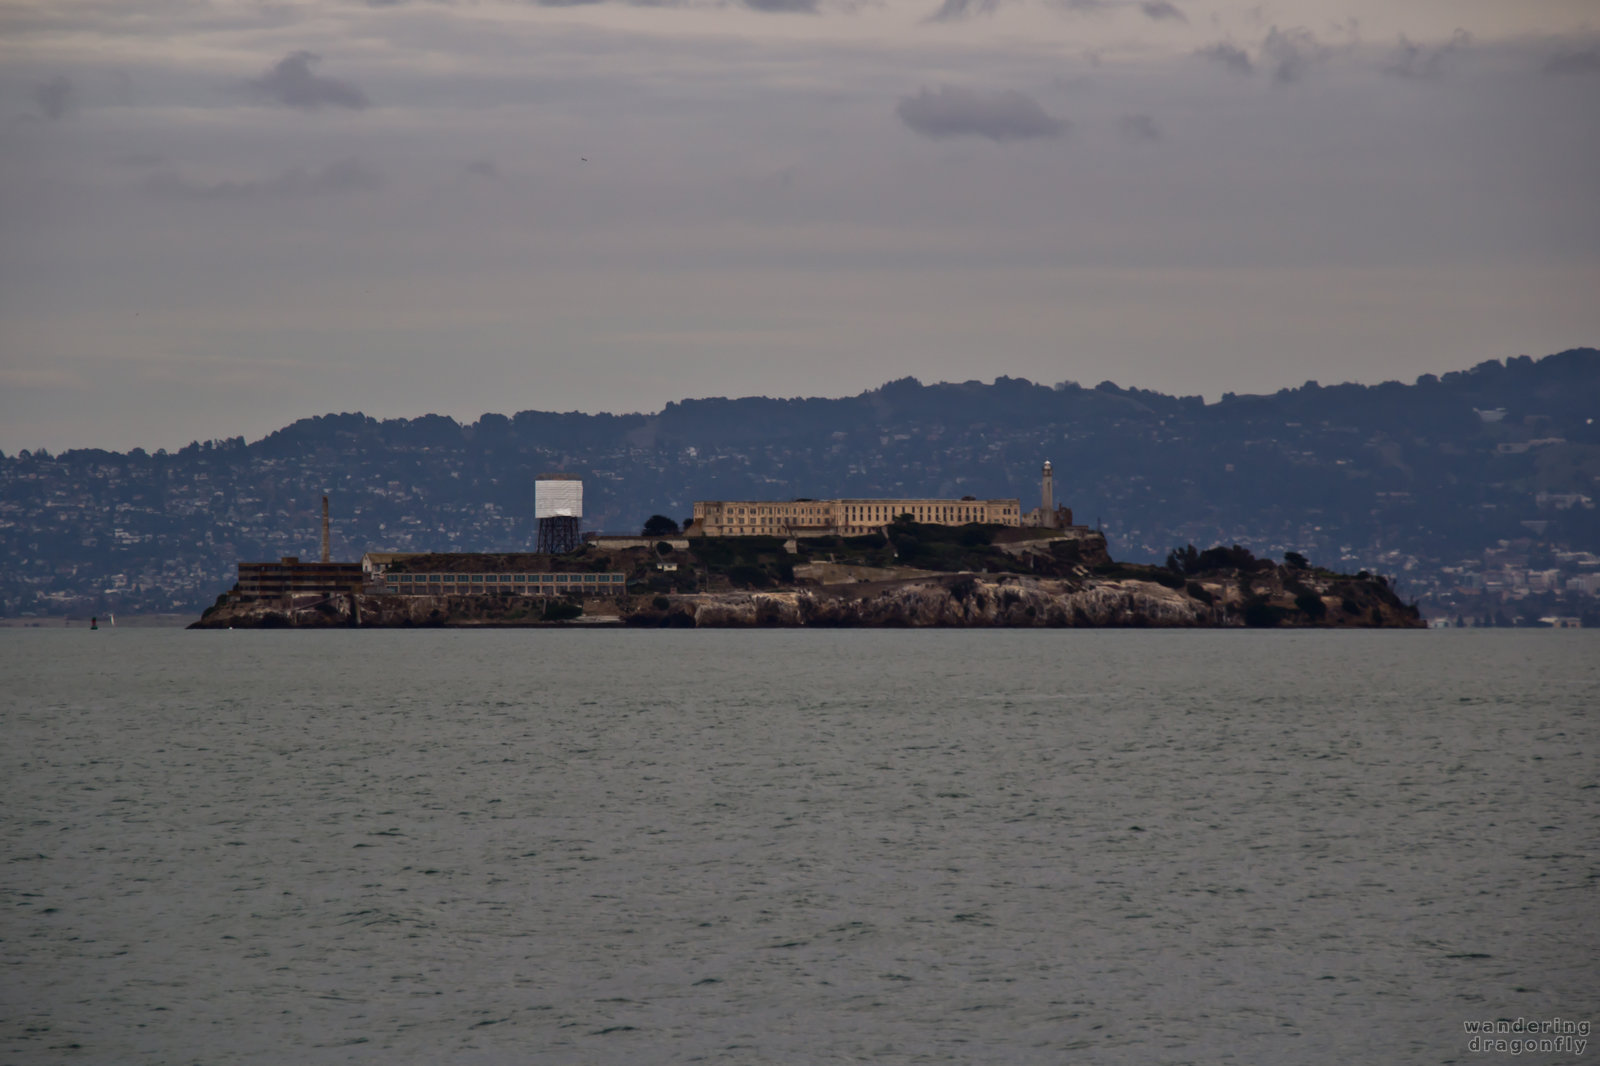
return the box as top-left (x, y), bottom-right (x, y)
top-left (535, 475), bottom-right (583, 519)
top-left (535, 474), bottom-right (584, 554)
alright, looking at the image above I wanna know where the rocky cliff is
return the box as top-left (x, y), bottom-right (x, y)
top-left (193, 562), bottom-right (1421, 629)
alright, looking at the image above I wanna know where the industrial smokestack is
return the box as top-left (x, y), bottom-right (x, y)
top-left (321, 495), bottom-right (330, 563)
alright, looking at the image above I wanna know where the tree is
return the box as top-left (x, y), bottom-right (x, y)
top-left (641, 514), bottom-right (680, 537)
top-left (1166, 543), bottom-right (1200, 574)
top-left (1284, 551), bottom-right (1309, 570)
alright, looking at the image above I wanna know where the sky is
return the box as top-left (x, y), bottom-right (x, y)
top-left (1, 0), bottom-right (1597, 452)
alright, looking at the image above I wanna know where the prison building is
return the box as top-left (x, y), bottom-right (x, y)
top-left (690, 497), bottom-right (1021, 537)
top-left (382, 571), bottom-right (627, 596)
top-left (235, 557), bottom-right (365, 599)
top-left (376, 553), bottom-right (628, 597)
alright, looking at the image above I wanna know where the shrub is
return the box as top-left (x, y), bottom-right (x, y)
top-left (1294, 592), bottom-right (1327, 619)
top-left (1242, 598), bottom-right (1285, 628)
top-left (728, 564), bottom-right (770, 589)
top-left (1199, 544), bottom-right (1259, 572)
top-left (1166, 544), bottom-right (1200, 574)
top-left (651, 595), bottom-right (671, 611)
top-left (1187, 581), bottom-right (1215, 605)
top-left (542, 601), bottom-right (583, 622)
top-left (959, 525), bottom-right (990, 547)
top-left (642, 514), bottom-right (680, 537)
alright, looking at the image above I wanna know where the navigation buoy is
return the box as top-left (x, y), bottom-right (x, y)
top-left (90, 616), bottom-right (98, 630)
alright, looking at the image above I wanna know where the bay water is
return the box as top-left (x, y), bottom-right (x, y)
top-left (2, 629), bottom-right (1595, 1064)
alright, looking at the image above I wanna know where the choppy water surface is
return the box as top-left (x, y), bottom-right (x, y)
top-left (2, 630), bottom-right (1596, 1065)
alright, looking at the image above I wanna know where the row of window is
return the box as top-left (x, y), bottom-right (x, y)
top-left (388, 573), bottom-right (625, 585)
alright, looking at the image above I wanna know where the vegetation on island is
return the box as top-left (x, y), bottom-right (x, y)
top-left (192, 515), bottom-right (1420, 628)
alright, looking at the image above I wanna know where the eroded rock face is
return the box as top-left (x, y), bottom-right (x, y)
top-left (667, 576), bottom-right (1216, 628)
top-left (192, 593), bottom-right (573, 628)
top-left (194, 567), bottom-right (1422, 629)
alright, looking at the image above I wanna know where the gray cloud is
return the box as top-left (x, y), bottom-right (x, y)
top-left (1260, 26), bottom-right (1329, 85)
top-left (1138, 1), bottom-right (1185, 22)
top-left (1543, 47), bottom-right (1600, 75)
top-left (142, 158), bottom-right (383, 200)
top-left (523, 0), bottom-right (810, 9)
top-left (113, 152), bottom-right (166, 168)
top-left (242, 52), bottom-right (370, 110)
top-left (1382, 30), bottom-right (1471, 79)
top-left (742, 0), bottom-right (818, 12)
top-left (1117, 113), bottom-right (1160, 141)
top-left (1196, 42), bottom-right (1252, 75)
top-left (896, 85), bottom-right (1067, 142)
top-left (927, 0), bottom-right (1003, 21)
top-left (33, 76), bottom-right (76, 120)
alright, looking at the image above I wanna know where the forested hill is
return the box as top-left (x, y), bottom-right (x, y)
top-left (3, 349), bottom-right (1597, 617)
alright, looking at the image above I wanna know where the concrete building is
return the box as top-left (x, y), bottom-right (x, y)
top-left (235, 557), bottom-right (364, 599)
top-left (380, 569), bottom-right (626, 597)
top-left (690, 497), bottom-right (1020, 537)
top-left (376, 553), bottom-right (627, 597)
top-left (691, 462), bottom-right (1077, 537)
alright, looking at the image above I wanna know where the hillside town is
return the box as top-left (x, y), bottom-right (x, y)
top-left (2, 355), bottom-right (1597, 624)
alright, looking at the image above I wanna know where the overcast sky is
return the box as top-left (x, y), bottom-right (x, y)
top-left (1, 0), bottom-right (1596, 452)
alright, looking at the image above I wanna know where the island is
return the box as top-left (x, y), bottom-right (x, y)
top-left (190, 520), bottom-right (1422, 629)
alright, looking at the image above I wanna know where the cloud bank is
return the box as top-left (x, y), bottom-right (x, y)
top-left (242, 52), bottom-right (371, 110)
top-left (896, 86), bottom-right (1067, 142)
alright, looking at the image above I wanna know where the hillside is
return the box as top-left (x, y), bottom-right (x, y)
top-left (4, 348), bottom-right (1597, 620)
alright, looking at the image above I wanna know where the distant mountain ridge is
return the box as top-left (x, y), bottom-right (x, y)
top-left (2, 349), bottom-right (1596, 617)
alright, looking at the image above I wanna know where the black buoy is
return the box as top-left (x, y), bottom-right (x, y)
top-left (90, 616), bottom-right (98, 630)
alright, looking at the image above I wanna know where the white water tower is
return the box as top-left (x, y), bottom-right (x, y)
top-left (535, 474), bottom-right (583, 553)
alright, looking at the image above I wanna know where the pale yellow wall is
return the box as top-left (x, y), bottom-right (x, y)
top-left (693, 497), bottom-right (1020, 536)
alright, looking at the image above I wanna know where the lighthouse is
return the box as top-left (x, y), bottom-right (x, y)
top-left (1041, 460), bottom-right (1054, 522)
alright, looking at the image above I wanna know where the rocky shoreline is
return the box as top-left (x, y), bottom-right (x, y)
top-left (191, 565), bottom-right (1422, 630)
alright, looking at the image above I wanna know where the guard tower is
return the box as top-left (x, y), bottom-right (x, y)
top-left (535, 474), bottom-right (583, 554)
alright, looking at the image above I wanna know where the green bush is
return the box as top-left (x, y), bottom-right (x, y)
top-left (1294, 592), bottom-right (1327, 619)
top-left (1187, 581), bottom-right (1215, 605)
top-left (1242, 598), bottom-right (1285, 627)
top-left (542, 600), bottom-right (583, 622)
top-left (728, 564), bottom-right (771, 589)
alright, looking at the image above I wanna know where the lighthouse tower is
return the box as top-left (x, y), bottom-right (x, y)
top-left (1041, 460), bottom-right (1054, 523)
